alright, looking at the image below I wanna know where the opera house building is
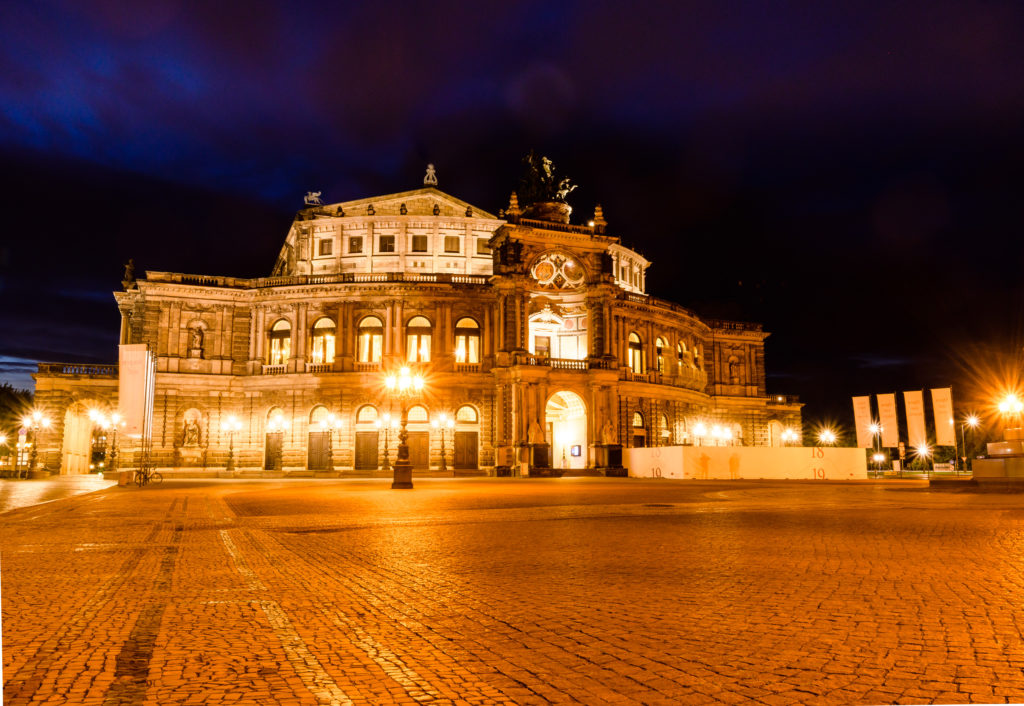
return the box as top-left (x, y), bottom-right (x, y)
top-left (30, 163), bottom-right (802, 477)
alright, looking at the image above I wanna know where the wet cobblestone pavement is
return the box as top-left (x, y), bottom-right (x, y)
top-left (3, 478), bottom-right (1024, 704)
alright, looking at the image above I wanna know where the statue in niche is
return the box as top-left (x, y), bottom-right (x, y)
top-left (728, 355), bottom-right (743, 384)
top-left (188, 326), bottom-right (204, 358)
top-left (601, 420), bottom-right (616, 445)
top-left (184, 419), bottom-right (201, 447)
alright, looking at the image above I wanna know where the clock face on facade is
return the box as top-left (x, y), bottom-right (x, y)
top-left (531, 253), bottom-right (585, 289)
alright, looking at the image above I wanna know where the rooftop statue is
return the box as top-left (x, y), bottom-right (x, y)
top-left (304, 191), bottom-right (323, 206)
top-left (424, 163), bottom-right (438, 186)
top-left (518, 151), bottom-right (577, 207)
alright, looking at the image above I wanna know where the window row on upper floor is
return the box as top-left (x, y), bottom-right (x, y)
top-left (312, 234), bottom-right (493, 258)
top-left (626, 332), bottom-right (705, 375)
top-left (266, 315), bottom-right (483, 366)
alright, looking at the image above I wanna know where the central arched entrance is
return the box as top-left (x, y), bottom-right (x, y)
top-left (545, 391), bottom-right (587, 470)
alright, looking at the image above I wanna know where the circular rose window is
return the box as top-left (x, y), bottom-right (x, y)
top-left (531, 253), bottom-right (585, 289)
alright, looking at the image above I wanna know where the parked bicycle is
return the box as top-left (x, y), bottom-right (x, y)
top-left (133, 468), bottom-right (163, 487)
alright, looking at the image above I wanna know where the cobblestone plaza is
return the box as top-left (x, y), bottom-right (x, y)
top-left (4, 478), bottom-right (1024, 705)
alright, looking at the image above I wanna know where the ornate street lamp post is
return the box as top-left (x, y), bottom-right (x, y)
top-left (384, 366), bottom-right (424, 489)
top-left (221, 415), bottom-right (243, 471)
top-left (817, 429), bottom-right (837, 446)
top-left (431, 413), bottom-right (455, 473)
top-left (21, 410), bottom-right (51, 478)
top-left (375, 412), bottom-right (395, 472)
top-left (324, 412), bottom-right (342, 472)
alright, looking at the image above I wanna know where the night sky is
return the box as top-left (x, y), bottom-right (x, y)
top-left (2, 0), bottom-right (1023, 436)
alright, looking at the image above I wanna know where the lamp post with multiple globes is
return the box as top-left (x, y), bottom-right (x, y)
top-left (780, 427), bottom-right (799, 446)
top-left (384, 366), bottom-right (424, 489)
top-left (817, 429), bottom-right (837, 446)
top-left (431, 412), bottom-right (455, 473)
top-left (88, 409), bottom-right (125, 474)
top-left (21, 410), bottom-right (51, 478)
top-left (221, 415), bottom-right (243, 472)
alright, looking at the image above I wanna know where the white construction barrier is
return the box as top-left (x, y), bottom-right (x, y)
top-left (626, 445), bottom-right (868, 480)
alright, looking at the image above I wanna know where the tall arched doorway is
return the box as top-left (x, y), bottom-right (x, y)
top-left (61, 401), bottom-right (101, 474)
top-left (545, 391), bottom-right (587, 469)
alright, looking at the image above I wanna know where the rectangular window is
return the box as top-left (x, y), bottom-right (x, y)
top-left (406, 333), bottom-right (431, 362)
top-left (476, 238), bottom-right (490, 255)
top-left (444, 235), bottom-right (459, 253)
top-left (454, 334), bottom-right (480, 363)
top-left (411, 234), bottom-right (428, 252)
top-left (349, 236), bottom-right (363, 254)
top-left (379, 235), bottom-right (395, 253)
top-left (318, 239), bottom-right (333, 256)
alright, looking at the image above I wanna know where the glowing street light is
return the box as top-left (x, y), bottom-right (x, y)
top-left (383, 366), bottom-right (425, 489)
top-left (781, 428), bottom-right (799, 446)
top-left (959, 414), bottom-right (980, 473)
top-left (872, 452), bottom-right (886, 475)
top-left (431, 413), bottom-right (455, 473)
top-left (692, 422), bottom-right (708, 446)
top-left (817, 429), bottom-right (837, 445)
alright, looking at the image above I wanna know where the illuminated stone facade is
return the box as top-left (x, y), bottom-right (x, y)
top-left (31, 183), bottom-right (801, 476)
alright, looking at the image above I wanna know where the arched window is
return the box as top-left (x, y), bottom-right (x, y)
top-left (356, 405), bottom-right (378, 425)
top-left (677, 341), bottom-right (687, 374)
top-left (660, 414), bottom-right (671, 444)
top-left (310, 405), bottom-right (329, 426)
top-left (454, 318), bottom-right (481, 364)
top-left (655, 337), bottom-right (666, 373)
top-left (357, 316), bottom-right (383, 363)
top-left (407, 405), bottom-right (429, 423)
top-left (632, 411), bottom-right (645, 428)
top-left (310, 318), bottom-right (336, 364)
top-left (694, 343), bottom-right (703, 368)
top-left (455, 405), bottom-right (478, 423)
top-left (406, 316), bottom-right (432, 362)
top-left (268, 320), bottom-right (291, 365)
top-left (628, 332), bottom-right (644, 373)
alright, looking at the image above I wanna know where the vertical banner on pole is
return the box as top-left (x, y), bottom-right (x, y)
top-left (877, 394), bottom-right (900, 448)
top-left (118, 344), bottom-right (155, 438)
top-left (904, 390), bottom-right (927, 447)
top-left (852, 396), bottom-right (873, 448)
top-left (931, 387), bottom-right (956, 446)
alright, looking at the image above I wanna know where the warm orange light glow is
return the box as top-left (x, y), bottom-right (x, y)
top-left (817, 429), bottom-right (837, 445)
top-left (966, 415), bottom-right (980, 428)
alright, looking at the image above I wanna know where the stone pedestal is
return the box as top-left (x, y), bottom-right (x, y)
top-left (392, 460), bottom-right (413, 489)
top-left (595, 444), bottom-right (626, 476)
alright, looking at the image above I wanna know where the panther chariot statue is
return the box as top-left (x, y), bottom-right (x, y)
top-left (304, 191), bottom-right (323, 206)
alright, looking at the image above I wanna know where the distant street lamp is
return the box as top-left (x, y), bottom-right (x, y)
top-left (914, 442), bottom-right (932, 476)
top-left (998, 395), bottom-right (1023, 430)
top-left (221, 415), bottom-right (243, 471)
top-left (431, 413), bottom-right (455, 472)
top-left (781, 427), bottom-right (799, 446)
top-left (872, 452), bottom-right (886, 476)
top-left (21, 410), bottom-right (51, 478)
top-left (692, 422), bottom-right (707, 446)
top-left (960, 414), bottom-right (980, 473)
top-left (384, 366), bottom-right (424, 489)
top-left (817, 429), bottom-right (837, 446)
